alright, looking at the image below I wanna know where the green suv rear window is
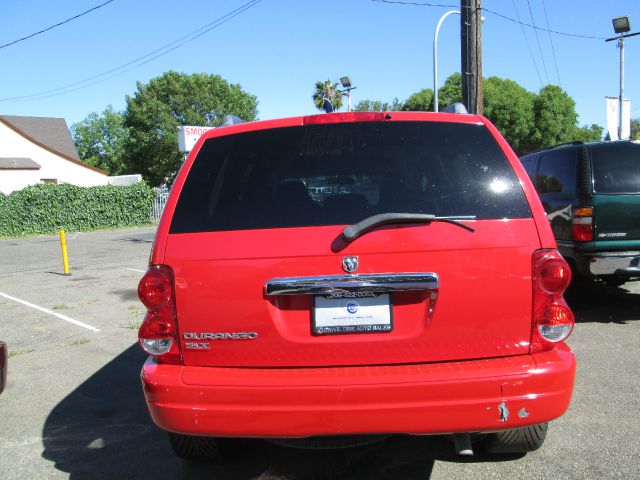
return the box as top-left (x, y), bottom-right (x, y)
top-left (592, 142), bottom-right (640, 193)
top-left (170, 121), bottom-right (531, 233)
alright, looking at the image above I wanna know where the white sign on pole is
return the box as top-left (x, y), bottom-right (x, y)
top-left (177, 126), bottom-right (215, 153)
top-left (606, 97), bottom-right (632, 141)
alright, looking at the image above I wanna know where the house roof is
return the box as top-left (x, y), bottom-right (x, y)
top-left (0, 115), bottom-right (107, 175)
top-left (0, 157), bottom-right (41, 170)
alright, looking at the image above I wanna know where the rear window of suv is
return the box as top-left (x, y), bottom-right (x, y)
top-left (170, 121), bottom-right (531, 233)
top-left (592, 142), bottom-right (640, 194)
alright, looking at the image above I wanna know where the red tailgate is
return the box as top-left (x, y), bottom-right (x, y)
top-left (164, 218), bottom-right (540, 367)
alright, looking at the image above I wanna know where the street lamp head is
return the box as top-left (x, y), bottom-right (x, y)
top-left (612, 16), bottom-right (631, 34)
top-left (340, 76), bottom-right (352, 89)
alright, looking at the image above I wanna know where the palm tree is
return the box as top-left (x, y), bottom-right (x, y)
top-left (312, 79), bottom-right (344, 112)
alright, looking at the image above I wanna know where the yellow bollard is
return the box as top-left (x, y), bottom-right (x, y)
top-left (59, 229), bottom-right (71, 276)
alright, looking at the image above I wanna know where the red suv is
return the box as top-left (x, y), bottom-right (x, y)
top-left (138, 111), bottom-right (576, 461)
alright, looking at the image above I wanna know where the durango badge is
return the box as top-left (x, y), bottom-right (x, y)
top-left (342, 256), bottom-right (359, 274)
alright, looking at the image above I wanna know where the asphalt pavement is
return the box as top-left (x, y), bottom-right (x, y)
top-left (0, 227), bottom-right (638, 479)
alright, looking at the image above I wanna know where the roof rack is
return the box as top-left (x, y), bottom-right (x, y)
top-left (442, 102), bottom-right (468, 114)
top-left (220, 115), bottom-right (246, 127)
top-left (538, 141), bottom-right (585, 152)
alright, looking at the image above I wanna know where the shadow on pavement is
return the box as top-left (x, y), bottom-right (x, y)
top-left (41, 344), bottom-right (265, 479)
top-left (110, 288), bottom-right (140, 301)
top-left (566, 281), bottom-right (640, 324)
top-left (41, 344), bottom-right (442, 479)
top-left (44, 344), bottom-right (543, 478)
top-left (116, 233), bottom-right (155, 244)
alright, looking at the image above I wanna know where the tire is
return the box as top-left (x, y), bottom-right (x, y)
top-left (479, 423), bottom-right (548, 454)
top-left (168, 433), bottom-right (239, 462)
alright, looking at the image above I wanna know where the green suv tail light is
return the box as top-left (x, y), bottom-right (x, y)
top-left (572, 206), bottom-right (593, 242)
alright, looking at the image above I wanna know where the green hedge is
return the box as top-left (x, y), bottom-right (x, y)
top-left (0, 182), bottom-right (156, 237)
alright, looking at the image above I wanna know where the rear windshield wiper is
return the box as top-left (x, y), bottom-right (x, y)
top-left (342, 213), bottom-right (476, 243)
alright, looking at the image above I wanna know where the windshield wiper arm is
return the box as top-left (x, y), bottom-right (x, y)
top-left (342, 213), bottom-right (476, 243)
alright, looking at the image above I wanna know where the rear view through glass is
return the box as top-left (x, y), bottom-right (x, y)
top-left (170, 121), bottom-right (531, 233)
top-left (592, 142), bottom-right (640, 194)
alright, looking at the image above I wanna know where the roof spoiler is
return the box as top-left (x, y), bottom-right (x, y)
top-left (442, 103), bottom-right (468, 114)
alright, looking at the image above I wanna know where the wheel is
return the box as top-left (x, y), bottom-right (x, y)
top-left (168, 433), bottom-right (240, 462)
top-left (479, 423), bottom-right (548, 454)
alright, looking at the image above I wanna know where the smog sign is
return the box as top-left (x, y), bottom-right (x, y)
top-left (177, 126), bottom-right (215, 153)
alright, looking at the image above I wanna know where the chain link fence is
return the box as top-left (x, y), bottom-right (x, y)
top-left (151, 186), bottom-right (170, 222)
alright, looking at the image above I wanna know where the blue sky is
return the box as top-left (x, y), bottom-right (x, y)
top-left (0, 0), bottom-right (638, 133)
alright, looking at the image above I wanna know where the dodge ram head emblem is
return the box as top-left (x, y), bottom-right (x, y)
top-left (342, 256), bottom-right (359, 273)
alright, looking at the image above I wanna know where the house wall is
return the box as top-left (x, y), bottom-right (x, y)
top-left (0, 121), bottom-right (108, 194)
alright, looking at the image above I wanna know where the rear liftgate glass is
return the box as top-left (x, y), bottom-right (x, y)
top-left (164, 120), bottom-right (536, 366)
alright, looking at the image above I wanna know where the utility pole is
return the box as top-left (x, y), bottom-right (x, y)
top-left (460, 0), bottom-right (483, 115)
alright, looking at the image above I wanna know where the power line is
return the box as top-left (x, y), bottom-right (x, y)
top-left (526, 0), bottom-right (549, 85)
top-left (542, 0), bottom-right (561, 86)
top-left (0, 0), bottom-right (263, 103)
top-left (372, 0), bottom-right (458, 7)
top-left (482, 5), bottom-right (606, 40)
top-left (372, 0), bottom-right (608, 40)
top-left (511, 0), bottom-right (543, 88)
top-left (0, 0), bottom-right (115, 50)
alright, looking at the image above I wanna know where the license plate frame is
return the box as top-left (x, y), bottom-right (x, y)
top-left (312, 292), bottom-right (392, 336)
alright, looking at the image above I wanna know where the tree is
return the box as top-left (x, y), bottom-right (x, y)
top-left (402, 89), bottom-right (434, 111)
top-left (574, 124), bottom-right (604, 143)
top-left (530, 85), bottom-right (578, 150)
top-left (312, 80), bottom-right (343, 112)
top-left (436, 72), bottom-right (463, 108)
top-left (122, 71), bottom-right (258, 186)
top-left (631, 118), bottom-right (640, 140)
top-left (483, 77), bottom-right (535, 154)
top-left (71, 105), bottom-right (128, 175)
top-left (353, 98), bottom-right (402, 112)
top-left (399, 75), bottom-right (594, 153)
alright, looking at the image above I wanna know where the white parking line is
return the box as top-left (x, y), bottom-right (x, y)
top-left (122, 268), bottom-right (146, 274)
top-left (0, 291), bottom-right (100, 332)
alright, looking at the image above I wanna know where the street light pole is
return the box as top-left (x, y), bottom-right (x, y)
top-left (339, 76), bottom-right (356, 112)
top-left (618, 37), bottom-right (624, 140)
top-left (434, 10), bottom-right (460, 112)
top-left (606, 16), bottom-right (638, 140)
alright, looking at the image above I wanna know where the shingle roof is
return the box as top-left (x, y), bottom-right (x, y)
top-left (0, 157), bottom-right (41, 170)
top-left (0, 115), bottom-right (106, 175)
top-left (0, 115), bottom-right (80, 160)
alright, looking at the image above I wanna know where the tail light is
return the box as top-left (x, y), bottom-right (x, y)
top-left (137, 265), bottom-right (182, 364)
top-left (531, 250), bottom-right (574, 354)
top-left (572, 206), bottom-right (593, 242)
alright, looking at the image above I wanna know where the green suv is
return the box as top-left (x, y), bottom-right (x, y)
top-left (520, 140), bottom-right (640, 287)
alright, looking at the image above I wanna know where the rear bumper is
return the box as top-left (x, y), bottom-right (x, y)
top-left (580, 251), bottom-right (640, 277)
top-left (141, 344), bottom-right (576, 438)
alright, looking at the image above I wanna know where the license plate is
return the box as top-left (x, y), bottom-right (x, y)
top-left (312, 293), bottom-right (392, 335)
